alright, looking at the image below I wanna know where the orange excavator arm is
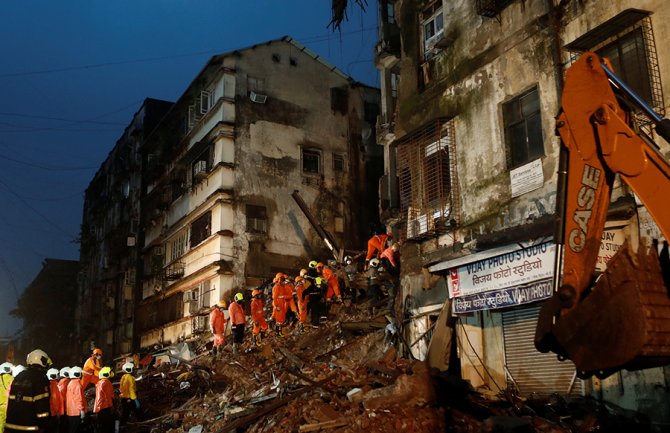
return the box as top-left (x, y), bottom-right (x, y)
top-left (535, 52), bottom-right (670, 377)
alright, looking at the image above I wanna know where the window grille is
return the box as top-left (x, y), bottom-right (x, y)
top-left (395, 118), bottom-right (460, 240)
top-left (566, 11), bottom-right (664, 130)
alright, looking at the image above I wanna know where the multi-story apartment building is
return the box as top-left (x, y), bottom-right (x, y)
top-left (78, 99), bottom-right (174, 358)
top-left (136, 37), bottom-right (381, 348)
top-left (375, 0), bottom-right (670, 424)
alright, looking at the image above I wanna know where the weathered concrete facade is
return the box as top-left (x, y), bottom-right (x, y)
top-left (376, 0), bottom-right (670, 426)
top-left (78, 99), bottom-right (173, 359)
top-left (136, 37), bottom-right (381, 349)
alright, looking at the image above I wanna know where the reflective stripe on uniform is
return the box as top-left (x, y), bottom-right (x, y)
top-left (5, 423), bottom-right (40, 431)
top-left (36, 412), bottom-right (50, 418)
top-left (8, 392), bottom-right (49, 402)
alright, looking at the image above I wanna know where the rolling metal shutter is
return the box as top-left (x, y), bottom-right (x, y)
top-left (502, 304), bottom-right (584, 396)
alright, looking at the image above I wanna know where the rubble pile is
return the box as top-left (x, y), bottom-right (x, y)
top-left (122, 299), bottom-right (653, 433)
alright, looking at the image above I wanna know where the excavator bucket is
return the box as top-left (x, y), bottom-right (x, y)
top-left (549, 241), bottom-right (670, 377)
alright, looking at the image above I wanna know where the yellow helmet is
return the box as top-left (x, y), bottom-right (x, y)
top-left (308, 260), bottom-right (318, 269)
top-left (217, 300), bottom-right (227, 308)
top-left (234, 292), bottom-right (244, 302)
top-left (98, 366), bottom-right (113, 379)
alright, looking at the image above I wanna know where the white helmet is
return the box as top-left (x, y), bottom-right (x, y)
top-left (59, 367), bottom-right (71, 378)
top-left (370, 258), bottom-right (381, 268)
top-left (69, 366), bottom-right (83, 378)
top-left (12, 365), bottom-right (26, 377)
top-left (344, 255), bottom-right (353, 264)
top-left (0, 362), bottom-right (13, 374)
top-left (26, 349), bottom-right (52, 368)
top-left (47, 368), bottom-right (59, 380)
top-left (122, 362), bottom-right (134, 373)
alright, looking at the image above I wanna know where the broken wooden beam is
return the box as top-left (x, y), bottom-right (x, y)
top-left (299, 418), bottom-right (352, 432)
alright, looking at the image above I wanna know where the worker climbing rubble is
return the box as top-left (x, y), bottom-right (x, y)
top-left (209, 300), bottom-right (228, 357)
top-left (302, 276), bottom-right (327, 327)
top-left (81, 348), bottom-right (102, 389)
top-left (365, 227), bottom-right (392, 269)
top-left (46, 368), bottom-right (62, 433)
top-left (65, 366), bottom-right (85, 433)
top-left (250, 289), bottom-right (269, 346)
top-left (119, 362), bottom-right (141, 425)
top-left (5, 350), bottom-right (52, 433)
top-left (93, 367), bottom-right (114, 433)
top-left (380, 242), bottom-right (400, 277)
top-left (229, 292), bottom-right (247, 354)
top-left (0, 362), bottom-right (13, 433)
top-left (294, 275), bottom-right (311, 333)
top-left (271, 274), bottom-right (296, 337)
top-left (316, 261), bottom-right (342, 304)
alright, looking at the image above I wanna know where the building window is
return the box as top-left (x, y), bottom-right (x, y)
top-left (191, 146), bottom-right (213, 184)
top-left (422, 6), bottom-right (443, 58)
top-left (246, 205), bottom-right (267, 233)
top-left (168, 229), bottom-right (189, 262)
top-left (386, 0), bottom-right (395, 24)
top-left (502, 87), bottom-right (543, 169)
top-left (330, 87), bottom-right (348, 115)
top-left (565, 10), bottom-right (663, 119)
top-left (190, 211), bottom-right (211, 248)
top-left (272, 53), bottom-right (281, 63)
top-left (333, 154), bottom-right (345, 172)
top-left (302, 148), bottom-right (321, 174)
top-left (290, 57), bottom-right (297, 67)
top-left (395, 118), bottom-right (458, 240)
top-left (247, 76), bottom-right (265, 93)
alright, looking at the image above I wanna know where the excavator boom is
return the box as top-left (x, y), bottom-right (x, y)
top-left (535, 52), bottom-right (670, 377)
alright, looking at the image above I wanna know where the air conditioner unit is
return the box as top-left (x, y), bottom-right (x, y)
top-left (193, 160), bottom-right (208, 179)
top-left (183, 290), bottom-right (198, 302)
top-left (250, 91), bottom-right (267, 104)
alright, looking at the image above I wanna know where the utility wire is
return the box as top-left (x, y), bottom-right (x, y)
top-left (0, 152), bottom-right (98, 171)
top-left (0, 112), bottom-right (125, 126)
top-left (0, 177), bottom-right (75, 241)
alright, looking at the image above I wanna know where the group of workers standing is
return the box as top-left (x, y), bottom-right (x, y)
top-left (0, 348), bottom-right (141, 433)
top-left (209, 229), bottom-right (400, 353)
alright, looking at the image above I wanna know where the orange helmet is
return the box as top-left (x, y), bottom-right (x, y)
top-left (273, 272), bottom-right (285, 283)
top-left (92, 348), bottom-right (103, 356)
top-left (295, 276), bottom-right (303, 283)
top-left (252, 289), bottom-right (261, 297)
top-left (316, 262), bottom-right (324, 269)
top-left (299, 268), bottom-right (308, 277)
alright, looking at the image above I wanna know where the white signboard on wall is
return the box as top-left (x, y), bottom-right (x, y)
top-left (510, 158), bottom-right (544, 198)
top-left (596, 227), bottom-right (626, 272)
top-left (448, 242), bottom-right (555, 298)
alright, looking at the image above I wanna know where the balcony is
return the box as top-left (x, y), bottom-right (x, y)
top-left (165, 261), bottom-right (185, 281)
top-left (374, 23), bottom-right (401, 69)
top-left (476, 0), bottom-right (516, 18)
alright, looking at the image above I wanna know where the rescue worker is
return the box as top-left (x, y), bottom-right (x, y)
top-left (343, 256), bottom-right (364, 303)
top-left (0, 362), bottom-right (14, 433)
top-left (316, 262), bottom-right (342, 303)
top-left (250, 289), bottom-right (268, 346)
top-left (81, 348), bottom-right (102, 389)
top-left (294, 276), bottom-right (310, 333)
top-left (367, 258), bottom-right (384, 304)
top-left (229, 293), bottom-right (246, 354)
top-left (302, 277), bottom-right (327, 327)
top-left (46, 368), bottom-right (63, 433)
top-left (56, 369), bottom-right (70, 433)
top-left (93, 367), bottom-right (114, 433)
top-left (365, 230), bottom-right (392, 268)
top-left (119, 363), bottom-right (141, 425)
top-left (380, 243), bottom-right (400, 277)
top-left (65, 366), bottom-right (85, 433)
top-left (209, 300), bottom-right (228, 357)
top-left (271, 274), bottom-right (296, 337)
top-left (5, 350), bottom-right (52, 433)
top-left (305, 261), bottom-right (320, 282)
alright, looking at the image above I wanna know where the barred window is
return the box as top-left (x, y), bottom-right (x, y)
top-left (395, 118), bottom-right (458, 240)
top-left (246, 205), bottom-right (267, 234)
top-left (566, 9), bottom-right (664, 120)
top-left (190, 211), bottom-right (211, 248)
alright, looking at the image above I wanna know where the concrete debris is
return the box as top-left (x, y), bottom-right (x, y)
top-left (120, 295), bottom-right (654, 433)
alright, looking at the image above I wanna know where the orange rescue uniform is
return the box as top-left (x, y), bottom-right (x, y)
top-left (49, 379), bottom-right (63, 416)
top-left (209, 308), bottom-right (228, 349)
top-left (81, 356), bottom-right (101, 388)
top-left (366, 234), bottom-right (390, 260)
top-left (93, 379), bottom-right (114, 413)
top-left (272, 281), bottom-right (296, 324)
top-left (65, 379), bottom-right (86, 417)
top-left (295, 279), bottom-right (310, 323)
top-left (320, 266), bottom-right (341, 300)
top-left (250, 298), bottom-right (268, 336)
top-left (57, 378), bottom-right (69, 411)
